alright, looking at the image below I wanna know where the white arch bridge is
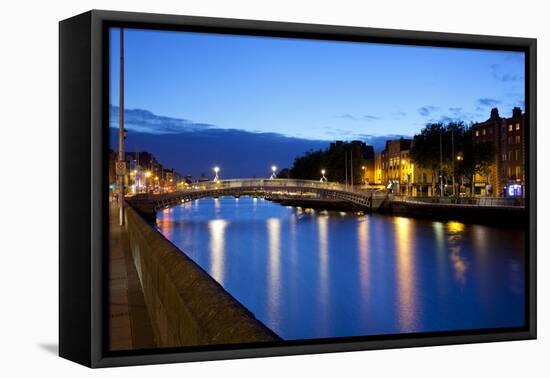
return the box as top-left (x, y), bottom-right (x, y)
top-left (127, 178), bottom-right (388, 220)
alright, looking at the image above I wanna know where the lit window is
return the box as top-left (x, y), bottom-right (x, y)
top-left (508, 124), bottom-right (513, 131)
top-left (508, 151), bottom-right (512, 161)
top-left (516, 123), bottom-right (520, 130)
top-left (482, 129), bottom-right (486, 135)
top-left (475, 130), bottom-right (479, 137)
top-left (516, 166), bottom-right (521, 178)
top-left (515, 150), bottom-right (520, 161)
top-left (502, 153), bottom-right (506, 161)
top-left (516, 135), bottom-right (521, 144)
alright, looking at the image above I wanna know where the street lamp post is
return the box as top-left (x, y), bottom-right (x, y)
top-left (451, 131), bottom-right (455, 196)
top-left (270, 165), bottom-right (277, 180)
top-left (456, 153), bottom-right (463, 196)
top-left (117, 27), bottom-right (126, 226)
top-left (439, 130), bottom-right (444, 197)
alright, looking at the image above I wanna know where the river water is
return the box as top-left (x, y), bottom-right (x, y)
top-left (156, 196), bottom-right (525, 340)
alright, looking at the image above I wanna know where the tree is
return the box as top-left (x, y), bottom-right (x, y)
top-left (288, 141), bottom-right (370, 184)
top-left (277, 168), bottom-right (291, 179)
top-left (460, 128), bottom-right (496, 194)
top-left (410, 121), bottom-right (469, 195)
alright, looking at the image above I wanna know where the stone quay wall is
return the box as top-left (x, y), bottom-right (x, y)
top-left (124, 206), bottom-right (280, 348)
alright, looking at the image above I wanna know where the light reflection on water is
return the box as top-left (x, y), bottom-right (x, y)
top-left (156, 196), bottom-right (525, 340)
top-left (394, 217), bottom-right (417, 332)
top-left (267, 217), bottom-right (281, 327)
top-left (208, 219), bottom-right (228, 285)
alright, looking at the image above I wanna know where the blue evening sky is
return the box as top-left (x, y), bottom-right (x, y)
top-left (109, 27), bottom-right (524, 141)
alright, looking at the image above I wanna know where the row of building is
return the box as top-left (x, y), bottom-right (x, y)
top-left (361, 107), bottom-right (526, 197)
top-left (108, 150), bottom-right (194, 195)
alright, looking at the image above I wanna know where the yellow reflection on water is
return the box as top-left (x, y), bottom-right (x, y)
top-left (208, 219), bottom-right (228, 285)
top-left (448, 221), bottom-right (465, 234)
top-left (394, 216), bottom-right (417, 332)
top-left (446, 221), bottom-right (467, 285)
top-left (267, 217), bottom-right (281, 324)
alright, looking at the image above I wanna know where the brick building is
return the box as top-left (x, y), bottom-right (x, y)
top-left (471, 107), bottom-right (525, 197)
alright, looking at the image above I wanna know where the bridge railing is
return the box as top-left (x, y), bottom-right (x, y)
top-left (129, 179), bottom-right (387, 204)
top-left (184, 178), bottom-right (383, 195)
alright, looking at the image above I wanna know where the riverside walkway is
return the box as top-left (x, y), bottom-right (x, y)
top-left (109, 202), bottom-right (155, 350)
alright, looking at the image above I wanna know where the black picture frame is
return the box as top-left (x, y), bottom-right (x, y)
top-left (59, 9), bottom-right (537, 368)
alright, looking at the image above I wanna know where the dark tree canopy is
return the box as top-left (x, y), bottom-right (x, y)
top-left (410, 121), bottom-right (495, 186)
top-left (289, 141), bottom-right (370, 183)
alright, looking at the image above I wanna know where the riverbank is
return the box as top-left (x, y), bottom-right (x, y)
top-left (268, 196), bottom-right (365, 212)
top-left (267, 194), bottom-right (525, 228)
top-left (124, 206), bottom-right (281, 347)
top-left (380, 198), bottom-right (526, 227)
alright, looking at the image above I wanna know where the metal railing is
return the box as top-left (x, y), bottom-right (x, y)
top-left (142, 178), bottom-right (386, 197)
top-left (130, 178), bottom-right (388, 211)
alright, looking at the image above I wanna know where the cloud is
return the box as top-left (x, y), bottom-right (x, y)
top-left (324, 128), bottom-right (355, 137)
top-left (110, 106), bottom-right (214, 134)
top-left (477, 98), bottom-right (501, 107)
top-left (418, 106), bottom-right (438, 117)
top-left (335, 114), bottom-right (356, 120)
top-left (356, 134), bottom-right (412, 152)
top-left (490, 64), bottom-right (522, 83)
top-left (392, 111), bottom-right (407, 118)
top-left (334, 113), bottom-right (380, 121)
top-left (363, 114), bottom-right (379, 121)
top-left (110, 106), bottom-right (334, 178)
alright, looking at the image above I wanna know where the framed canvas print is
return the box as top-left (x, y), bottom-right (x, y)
top-left (59, 10), bottom-right (536, 368)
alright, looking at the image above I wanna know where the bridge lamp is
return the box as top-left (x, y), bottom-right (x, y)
top-left (270, 165), bottom-right (277, 179)
top-left (213, 166), bottom-right (220, 181)
top-left (320, 169), bottom-right (327, 182)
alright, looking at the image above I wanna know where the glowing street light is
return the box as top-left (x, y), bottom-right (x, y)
top-left (270, 165), bottom-right (277, 180)
top-left (213, 166), bottom-right (220, 181)
top-left (320, 169), bottom-right (327, 182)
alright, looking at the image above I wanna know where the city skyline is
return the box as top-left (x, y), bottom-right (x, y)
top-left (109, 27), bottom-right (525, 142)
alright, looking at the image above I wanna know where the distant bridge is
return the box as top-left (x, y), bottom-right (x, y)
top-left (127, 178), bottom-right (388, 220)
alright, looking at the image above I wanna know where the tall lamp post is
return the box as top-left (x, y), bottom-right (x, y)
top-left (439, 130), bottom-right (444, 197)
top-left (117, 27), bottom-right (126, 226)
top-left (451, 131), bottom-right (455, 196)
top-left (456, 153), bottom-right (463, 196)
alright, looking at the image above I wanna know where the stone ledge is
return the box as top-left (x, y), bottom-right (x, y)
top-left (125, 206), bottom-right (281, 347)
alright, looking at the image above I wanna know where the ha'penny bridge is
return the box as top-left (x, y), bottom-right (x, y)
top-left (127, 178), bottom-right (388, 221)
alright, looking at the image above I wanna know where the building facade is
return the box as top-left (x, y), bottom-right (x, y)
top-left (471, 107), bottom-right (525, 197)
top-left (373, 138), bottom-right (435, 196)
